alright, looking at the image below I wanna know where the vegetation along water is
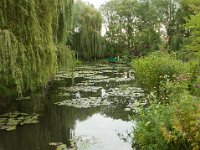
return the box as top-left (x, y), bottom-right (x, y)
top-left (0, 0), bottom-right (200, 150)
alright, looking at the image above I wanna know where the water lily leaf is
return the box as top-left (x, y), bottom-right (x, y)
top-left (49, 142), bottom-right (63, 146)
top-left (16, 96), bottom-right (31, 101)
top-left (55, 97), bottom-right (112, 108)
top-left (0, 112), bottom-right (40, 131)
top-left (56, 144), bottom-right (67, 150)
top-left (58, 92), bottom-right (71, 97)
top-left (0, 113), bottom-right (12, 118)
top-left (0, 118), bottom-right (7, 123)
top-left (20, 115), bottom-right (39, 125)
top-left (7, 118), bottom-right (20, 126)
top-left (60, 86), bottom-right (102, 93)
top-left (85, 75), bottom-right (109, 80)
top-left (5, 125), bottom-right (16, 131)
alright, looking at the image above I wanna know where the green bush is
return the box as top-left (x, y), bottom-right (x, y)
top-left (132, 52), bottom-right (189, 100)
top-left (131, 52), bottom-right (200, 150)
top-left (133, 92), bottom-right (200, 150)
top-left (132, 103), bottom-right (170, 150)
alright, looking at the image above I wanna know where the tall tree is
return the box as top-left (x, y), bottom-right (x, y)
top-left (101, 0), bottom-right (161, 56)
top-left (0, 0), bottom-right (74, 96)
top-left (71, 0), bottom-right (104, 60)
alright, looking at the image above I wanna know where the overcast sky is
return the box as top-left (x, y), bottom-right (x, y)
top-left (82, 0), bottom-right (108, 9)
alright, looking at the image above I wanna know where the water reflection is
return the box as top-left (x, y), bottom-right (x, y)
top-left (0, 65), bottom-right (137, 150)
top-left (75, 113), bottom-right (134, 150)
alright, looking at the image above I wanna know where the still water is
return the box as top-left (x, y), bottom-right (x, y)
top-left (0, 65), bottom-right (137, 150)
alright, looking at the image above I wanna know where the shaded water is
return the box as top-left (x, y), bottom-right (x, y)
top-left (0, 64), bottom-right (139, 150)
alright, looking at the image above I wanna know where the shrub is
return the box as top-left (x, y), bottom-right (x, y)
top-left (133, 92), bottom-right (200, 150)
top-left (132, 51), bottom-right (200, 150)
top-left (132, 52), bottom-right (189, 100)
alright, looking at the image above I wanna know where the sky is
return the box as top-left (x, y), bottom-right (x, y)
top-left (82, 0), bottom-right (108, 9)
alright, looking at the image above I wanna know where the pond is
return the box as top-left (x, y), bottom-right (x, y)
top-left (0, 64), bottom-right (143, 150)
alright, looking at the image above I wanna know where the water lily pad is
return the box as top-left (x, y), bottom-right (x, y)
top-left (69, 136), bottom-right (99, 150)
top-left (55, 69), bottom-right (100, 79)
top-left (0, 125), bottom-right (8, 130)
top-left (16, 96), bottom-right (31, 101)
top-left (100, 69), bottom-right (118, 73)
top-left (85, 75), bottom-right (109, 80)
top-left (5, 125), bottom-right (16, 131)
top-left (56, 144), bottom-right (67, 150)
top-left (55, 97), bottom-right (112, 108)
top-left (49, 142), bottom-right (74, 150)
top-left (49, 142), bottom-right (63, 146)
top-left (19, 112), bottom-right (29, 116)
top-left (20, 114), bottom-right (39, 125)
top-left (0, 118), bottom-right (7, 123)
top-left (58, 92), bottom-right (71, 97)
top-left (59, 86), bottom-right (102, 93)
top-left (76, 82), bottom-right (95, 86)
top-left (0, 113), bottom-right (12, 118)
top-left (7, 118), bottom-right (20, 126)
top-left (82, 76), bottom-right (135, 85)
top-left (107, 86), bottom-right (144, 98)
top-left (0, 112), bottom-right (40, 131)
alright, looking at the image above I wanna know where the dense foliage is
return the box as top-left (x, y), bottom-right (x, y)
top-left (71, 1), bottom-right (105, 60)
top-left (131, 0), bottom-right (200, 149)
top-left (132, 52), bottom-right (199, 149)
top-left (101, 0), bottom-right (200, 56)
top-left (0, 0), bottom-right (74, 96)
top-left (132, 52), bottom-right (189, 99)
top-left (133, 93), bottom-right (200, 150)
top-left (101, 0), bottom-right (168, 56)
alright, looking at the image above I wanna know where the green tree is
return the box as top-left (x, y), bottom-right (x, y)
top-left (101, 0), bottom-right (162, 56)
top-left (0, 0), bottom-right (74, 96)
top-left (183, 1), bottom-right (200, 95)
top-left (71, 0), bottom-right (104, 60)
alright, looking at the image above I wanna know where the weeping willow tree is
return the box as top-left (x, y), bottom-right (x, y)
top-left (0, 0), bottom-right (74, 97)
top-left (72, 0), bottom-right (104, 60)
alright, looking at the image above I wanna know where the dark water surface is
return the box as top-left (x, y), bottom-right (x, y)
top-left (0, 65), bottom-right (137, 150)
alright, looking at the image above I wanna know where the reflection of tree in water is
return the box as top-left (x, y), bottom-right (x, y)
top-left (102, 97), bottom-right (133, 121)
top-left (40, 106), bottom-right (102, 148)
top-left (0, 66), bottom-right (134, 150)
top-left (0, 89), bottom-right (102, 150)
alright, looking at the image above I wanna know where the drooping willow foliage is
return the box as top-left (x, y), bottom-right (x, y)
top-left (0, 0), bottom-right (74, 96)
top-left (72, 0), bottom-right (105, 60)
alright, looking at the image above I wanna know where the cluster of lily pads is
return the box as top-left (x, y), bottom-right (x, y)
top-left (125, 99), bottom-right (148, 112)
top-left (58, 92), bottom-right (71, 97)
top-left (55, 64), bottom-right (144, 112)
top-left (0, 112), bottom-right (39, 131)
top-left (55, 97), bottom-right (112, 108)
top-left (49, 136), bottom-right (99, 150)
top-left (107, 86), bottom-right (144, 98)
top-left (85, 75), bottom-right (109, 80)
top-left (79, 77), bottom-right (135, 85)
top-left (16, 96), bottom-right (31, 101)
top-left (76, 65), bottom-right (113, 71)
top-left (54, 64), bottom-right (131, 80)
top-left (58, 86), bottom-right (102, 93)
top-left (49, 142), bottom-right (73, 150)
top-left (55, 68), bottom-right (103, 80)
